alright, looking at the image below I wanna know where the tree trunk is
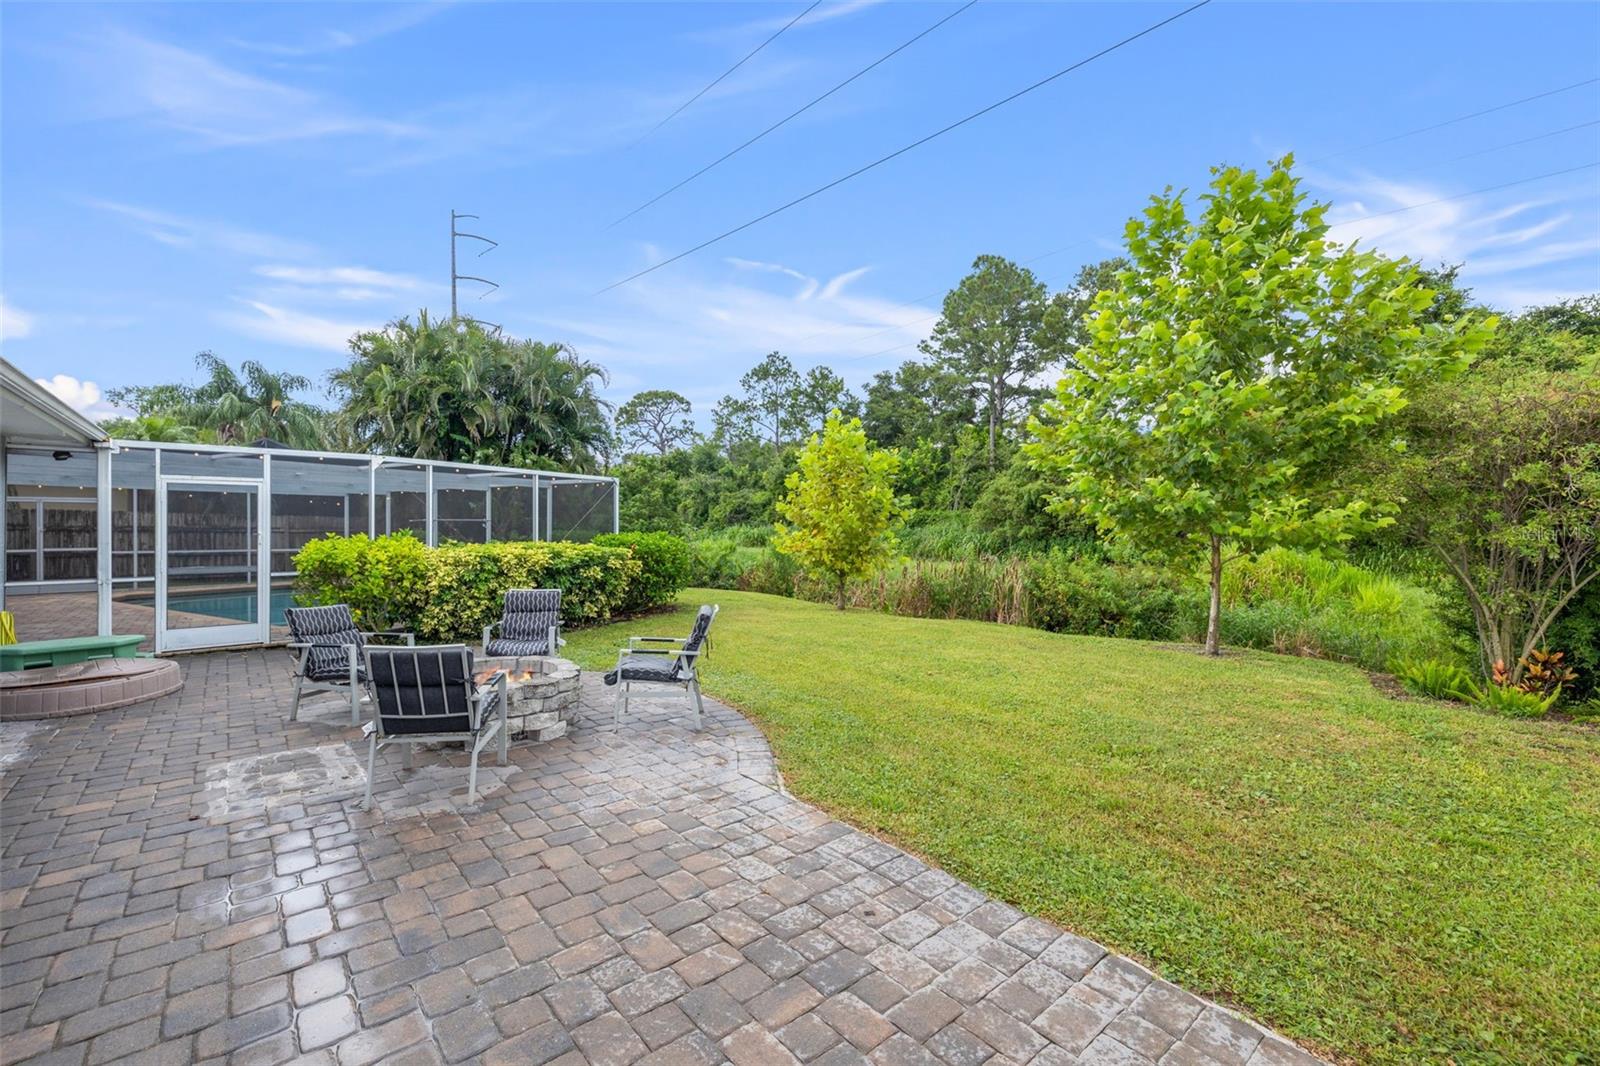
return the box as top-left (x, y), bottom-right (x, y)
top-left (987, 402), bottom-right (997, 470)
top-left (1205, 535), bottom-right (1223, 657)
top-left (835, 576), bottom-right (846, 611)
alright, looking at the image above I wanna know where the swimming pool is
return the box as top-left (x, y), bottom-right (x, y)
top-left (124, 588), bottom-right (296, 626)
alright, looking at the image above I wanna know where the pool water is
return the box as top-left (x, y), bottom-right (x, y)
top-left (127, 588), bottom-right (296, 626)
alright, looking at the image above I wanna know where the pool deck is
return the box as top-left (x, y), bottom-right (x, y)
top-left (3, 591), bottom-right (289, 650)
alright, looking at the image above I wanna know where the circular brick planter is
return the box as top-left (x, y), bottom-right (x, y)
top-left (0, 658), bottom-right (183, 720)
top-left (475, 655), bottom-right (580, 742)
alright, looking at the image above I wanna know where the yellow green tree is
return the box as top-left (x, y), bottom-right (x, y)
top-left (775, 411), bottom-right (901, 609)
top-left (1029, 157), bottom-right (1495, 656)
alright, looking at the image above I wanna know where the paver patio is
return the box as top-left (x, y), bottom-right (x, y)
top-left (0, 649), bottom-right (1324, 1066)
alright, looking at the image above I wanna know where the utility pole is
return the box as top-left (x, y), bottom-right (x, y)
top-left (451, 210), bottom-right (499, 321)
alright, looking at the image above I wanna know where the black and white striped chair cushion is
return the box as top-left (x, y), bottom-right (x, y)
top-left (285, 605), bottom-right (365, 682)
top-left (604, 655), bottom-right (679, 685)
top-left (488, 589), bottom-right (560, 656)
top-left (485, 637), bottom-right (550, 656)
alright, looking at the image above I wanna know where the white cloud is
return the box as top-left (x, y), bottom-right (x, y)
top-left (686, 0), bottom-right (882, 45)
top-left (85, 200), bottom-right (427, 346)
top-left (252, 264), bottom-right (431, 303)
top-left (220, 300), bottom-right (378, 352)
top-left (227, 4), bottom-right (450, 58)
top-left (520, 256), bottom-right (938, 418)
top-left (1464, 238), bottom-right (1600, 277)
top-left (52, 22), bottom-right (814, 173)
top-left (253, 265), bottom-right (423, 289)
top-left (819, 266), bottom-right (871, 300)
top-left (66, 28), bottom-right (420, 148)
top-left (88, 199), bottom-right (318, 260)
top-left (1471, 284), bottom-right (1600, 311)
top-left (727, 256), bottom-right (819, 298)
top-left (1, 296), bottom-right (37, 340)
top-left (34, 374), bottom-right (122, 420)
top-left (1313, 169), bottom-right (1600, 300)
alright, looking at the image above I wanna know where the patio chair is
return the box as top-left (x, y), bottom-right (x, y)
top-left (603, 604), bottom-right (718, 732)
top-left (482, 589), bottom-right (564, 657)
top-left (360, 644), bottom-right (508, 808)
top-left (284, 605), bottom-right (414, 726)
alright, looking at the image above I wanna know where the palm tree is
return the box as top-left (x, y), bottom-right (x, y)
top-left (187, 353), bottom-right (327, 448)
top-left (331, 311), bottom-right (613, 470)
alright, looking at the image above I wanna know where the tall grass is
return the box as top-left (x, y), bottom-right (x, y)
top-left (895, 514), bottom-right (1013, 560)
top-left (684, 525), bottom-right (1462, 673)
top-left (1173, 548), bottom-right (1467, 670)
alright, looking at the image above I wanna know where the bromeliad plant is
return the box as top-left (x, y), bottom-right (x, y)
top-left (1451, 676), bottom-right (1561, 718)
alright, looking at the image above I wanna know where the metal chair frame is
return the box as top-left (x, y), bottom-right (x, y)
top-left (360, 644), bottom-right (509, 808)
top-left (285, 607), bottom-right (414, 726)
top-left (612, 605), bottom-right (719, 732)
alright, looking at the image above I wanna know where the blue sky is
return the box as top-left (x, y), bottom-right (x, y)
top-left (2, 1), bottom-right (1597, 426)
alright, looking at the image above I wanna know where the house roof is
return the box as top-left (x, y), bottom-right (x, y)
top-left (0, 358), bottom-right (109, 448)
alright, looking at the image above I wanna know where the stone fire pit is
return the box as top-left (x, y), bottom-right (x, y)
top-left (475, 655), bottom-right (580, 742)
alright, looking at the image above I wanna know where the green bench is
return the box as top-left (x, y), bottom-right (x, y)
top-left (0, 635), bottom-right (146, 671)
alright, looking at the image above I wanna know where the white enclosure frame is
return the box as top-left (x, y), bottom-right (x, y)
top-left (2, 438), bottom-right (619, 653)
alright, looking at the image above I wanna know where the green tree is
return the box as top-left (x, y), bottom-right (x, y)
top-left (775, 411), bottom-right (901, 609)
top-left (187, 353), bottom-right (326, 447)
top-left (921, 255), bottom-right (1050, 470)
top-left (1039, 256), bottom-right (1128, 368)
top-left (1376, 326), bottom-right (1600, 681)
top-left (99, 412), bottom-right (209, 443)
top-left (1516, 293), bottom-right (1600, 337)
top-left (798, 365), bottom-right (857, 432)
top-left (1029, 157), bottom-right (1494, 655)
top-left (713, 352), bottom-right (805, 448)
top-left (616, 390), bottom-right (696, 456)
top-left (331, 311), bottom-right (611, 469)
top-left (861, 360), bottom-right (977, 511)
top-left (1413, 262), bottom-right (1476, 324)
top-left (105, 353), bottom-right (326, 447)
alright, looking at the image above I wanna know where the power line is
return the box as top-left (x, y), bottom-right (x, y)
top-left (611, 0), bottom-right (980, 228)
top-left (1305, 76), bottom-right (1599, 164)
top-left (1326, 161), bottom-right (1599, 226)
top-left (853, 166), bottom-right (1600, 354)
top-left (634, 1), bottom-right (821, 146)
top-left (1437, 118), bottom-right (1600, 164)
top-left (786, 99), bottom-right (1600, 350)
top-left (597, 0), bottom-right (1214, 294)
top-left (786, 241), bottom-right (1089, 353)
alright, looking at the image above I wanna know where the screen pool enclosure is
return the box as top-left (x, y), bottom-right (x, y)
top-left (1, 439), bottom-right (618, 654)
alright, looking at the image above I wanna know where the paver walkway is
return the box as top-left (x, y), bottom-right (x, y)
top-left (0, 650), bottom-right (1324, 1066)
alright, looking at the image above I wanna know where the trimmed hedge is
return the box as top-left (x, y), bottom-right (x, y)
top-left (291, 532), bottom-right (682, 642)
top-left (593, 532), bottom-right (691, 613)
top-left (291, 532), bottom-right (431, 632)
top-left (419, 541), bottom-right (639, 642)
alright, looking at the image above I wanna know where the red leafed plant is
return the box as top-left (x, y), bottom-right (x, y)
top-left (1516, 648), bottom-right (1578, 700)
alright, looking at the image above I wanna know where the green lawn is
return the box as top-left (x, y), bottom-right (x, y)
top-left (564, 590), bottom-right (1600, 1065)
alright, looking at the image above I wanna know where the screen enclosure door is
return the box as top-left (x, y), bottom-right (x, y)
top-left (156, 477), bottom-right (268, 652)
